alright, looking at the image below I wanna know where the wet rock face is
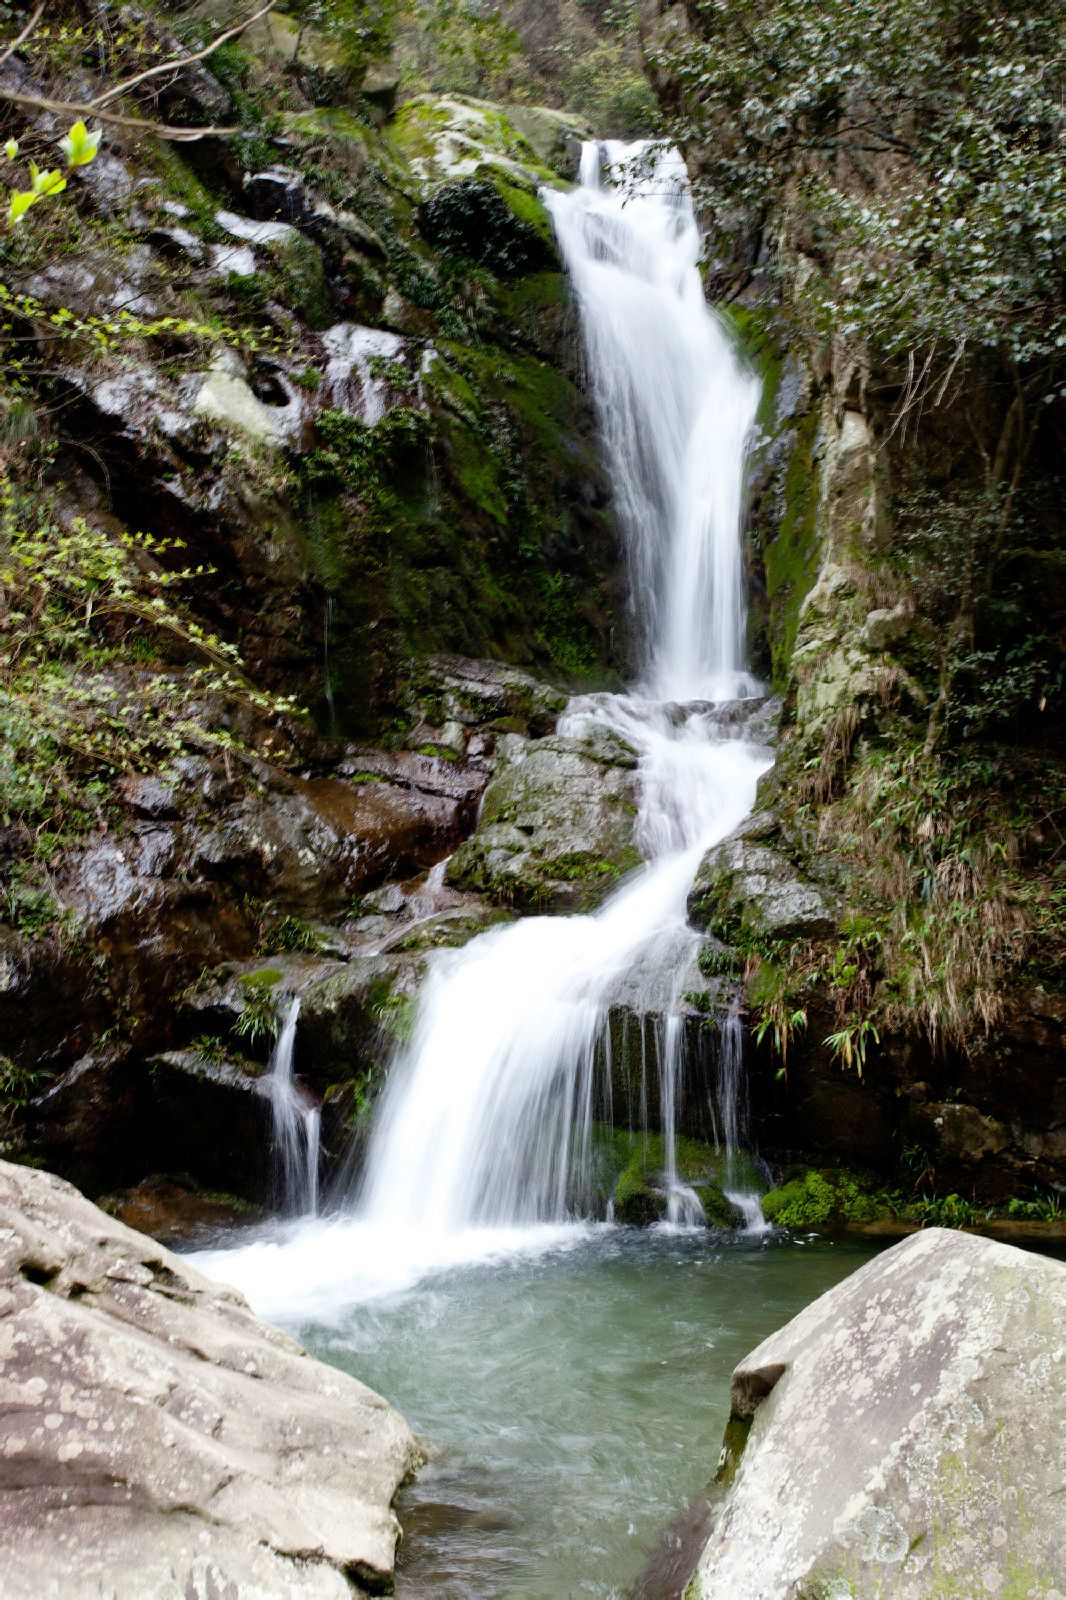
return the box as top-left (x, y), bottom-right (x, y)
top-left (401, 652), bottom-right (568, 740)
top-left (447, 731), bottom-right (642, 911)
top-left (691, 1229), bottom-right (1066, 1600)
top-left (687, 805), bottom-right (835, 942)
top-left (0, 1159), bottom-right (418, 1600)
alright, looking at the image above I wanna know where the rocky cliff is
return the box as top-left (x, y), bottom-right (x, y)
top-left (0, 4), bottom-right (633, 1206)
top-left (0, 0), bottom-right (1061, 1228)
top-left (641, 0), bottom-right (1065, 1209)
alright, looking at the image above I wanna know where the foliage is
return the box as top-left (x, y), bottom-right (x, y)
top-left (761, 1168), bottom-right (888, 1230)
top-left (302, 405), bottom-right (429, 500)
top-left (824, 1018), bottom-right (879, 1078)
top-left (3, 114), bottom-right (101, 225)
top-left (0, 489), bottom-right (300, 836)
top-left (190, 1035), bottom-right (231, 1069)
top-left (656, 0), bottom-right (1064, 396)
top-left (233, 971), bottom-right (283, 1048)
top-left (399, 0), bottom-right (528, 101)
top-left (763, 1165), bottom-right (1065, 1232)
top-left (561, 38), bottom-right (658, 136)
top-left (368, 979), bottom-right (415, 1044)
top-left (747, 954), bottom-right (808, 1070)
top-left (261, 915), bottom-right (327, 954)
top-left (284, 0), bottom-right (399, 75)
top-left (893, 483), bottom-right (1061, 746)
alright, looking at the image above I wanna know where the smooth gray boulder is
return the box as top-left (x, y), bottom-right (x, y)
top-left (692, 1228), bottom-right (1065, 1600)
top-left (0, 1159), bottom-right (418, 1599)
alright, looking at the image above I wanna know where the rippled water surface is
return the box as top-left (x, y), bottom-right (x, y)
top-left (283, 1229), bottom-right (882, 1599)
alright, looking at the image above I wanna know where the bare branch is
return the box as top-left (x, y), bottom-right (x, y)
top-left (0, 3), bottom-right (45, 70)
top-left (0, 87), bottom-right (245, 140)
top-left (90, 0), bottom-right (278, 110)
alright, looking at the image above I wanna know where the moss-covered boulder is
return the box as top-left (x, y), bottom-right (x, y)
top-left (760, 1166), bottom-right (891, 1231)
top-left (446, 731), bottom-right (642, 911)
top-left (595, 1127), bottom-right (755, 1229)
top-left (390, 94), bottom-right (560, 192)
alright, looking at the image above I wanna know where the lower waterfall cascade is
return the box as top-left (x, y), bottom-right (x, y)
top-left (198, 138), bottom-right (774, 1306)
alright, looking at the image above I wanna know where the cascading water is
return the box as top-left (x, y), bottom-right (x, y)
top-left (262, 997), bottom-right (321, 1217)
top-left (198, 140), bottom-right (771, 1309)
top-left (352, 142), bottom-right (768, 1246)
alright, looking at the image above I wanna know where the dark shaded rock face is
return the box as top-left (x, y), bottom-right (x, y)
top-left (4, 759), bottom-right (463, 1075)
top-left (0, 1159), bottom-right (418, 1599)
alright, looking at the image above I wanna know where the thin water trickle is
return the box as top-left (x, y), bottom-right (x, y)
top-left (262, 997), bottom-right (320, 1217)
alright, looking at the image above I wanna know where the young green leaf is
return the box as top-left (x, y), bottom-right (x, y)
top-left (59, 121), bottom-right (102, 169)
top-left (8, 190), bottom-right (38, 225)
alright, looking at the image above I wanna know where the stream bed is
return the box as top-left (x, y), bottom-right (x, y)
top-left (215, 1227), bottom-right (883, 1598)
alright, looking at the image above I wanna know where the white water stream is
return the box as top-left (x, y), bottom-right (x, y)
top-left (198, 141), bottom-right (771, 1311)
top-left (262, 996), bottom-right (321, 1217)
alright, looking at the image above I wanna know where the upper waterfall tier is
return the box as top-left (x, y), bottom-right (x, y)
top-left (544, 142), bottom-right (760, 703)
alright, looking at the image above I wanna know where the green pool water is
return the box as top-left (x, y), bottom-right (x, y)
top-left (287, 1228), bottom-right (882, 1598)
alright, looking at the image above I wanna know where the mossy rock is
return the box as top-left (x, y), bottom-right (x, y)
top-left (389, 94), bottom-right (560, 191)
top-left (613, 1169), bottom-right (667, 1226)
top-left (597, 1126), bottom-right (754, 1230)
top-left (420, 177), bottom-right (559, 276)
top-left (760, 1167), bottom-right (892, 1231)
top-left (694, 1183), bottom-right (745, 1228)
top-left (447, 735), bottom-right (642, 912)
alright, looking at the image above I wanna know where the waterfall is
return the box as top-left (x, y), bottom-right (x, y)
top-left (262, 997), bottom-right (321, 1217)
top-left (351, 142), bottom-right (768, 1244)
top-left (550, 141), bottom-right (759, 703)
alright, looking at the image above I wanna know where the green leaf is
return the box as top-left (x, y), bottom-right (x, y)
top-left (3, 139), bottom-right (17, 161)
top-left (8, 190), bottom-right (38, 225)
top-left (59, 121), bottom-right (101, 169)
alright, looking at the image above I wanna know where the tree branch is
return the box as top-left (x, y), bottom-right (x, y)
top-left (0, 87), bottom-right (245, 140)
top-left (89, 0), bottom-right (278, 110)
top-left (0, 2), bottom-right (44, 70)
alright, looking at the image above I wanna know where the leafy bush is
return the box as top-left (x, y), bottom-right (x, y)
top-left (656, 0), bottom-right (1063, 386)
top-left (0, 499), bottom-right (300, 836)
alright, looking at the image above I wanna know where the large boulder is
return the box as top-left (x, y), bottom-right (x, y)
top-left (691, 1228), bottom-right (1065, 1600)
top-left (0, 1159), bottom-right (418, 1599)
top-left (687, 812), bottom-right (835, 942)
top-left (446, 731), bottom-right (642, 911)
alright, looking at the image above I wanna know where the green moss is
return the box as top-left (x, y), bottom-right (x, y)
top-left (239, 967), bottom-right (284, 991)
top-left (613, 1168), bottom-right (667, 1225)
top-left (761, 1167), bottom-right (891, 1230)
top-left (720, 302), bottom-right (785, 441)
top-left (596, 1126), bottom-right (752, 1229)
top-left (694, 1183), bottom-right (743, 1227)
top-left (551, 852), bottom-right (628, 883)
top-left (764, 401), bottom-right (822, 689)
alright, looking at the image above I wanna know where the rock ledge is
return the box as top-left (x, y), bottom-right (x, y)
top-left (0, 1159), bottom-right (417, 1599)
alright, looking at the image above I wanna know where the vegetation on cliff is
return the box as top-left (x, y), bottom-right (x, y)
top-left (648, 0), bottom-right (1064, 1187)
